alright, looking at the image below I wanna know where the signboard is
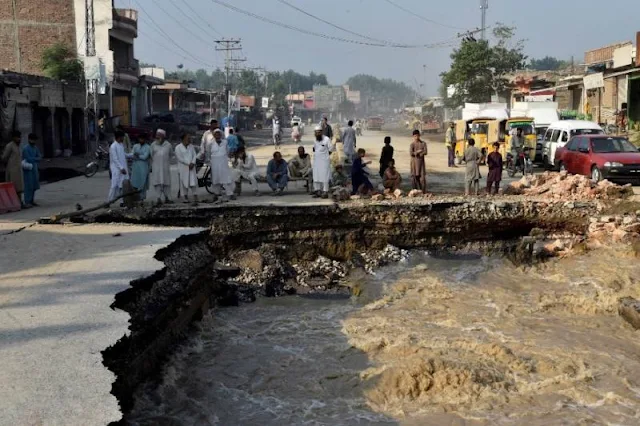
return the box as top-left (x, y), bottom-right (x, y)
top-left (261, 97), bottom-right (269, 108)
top-left (583, 73), bottom-right (604, 90)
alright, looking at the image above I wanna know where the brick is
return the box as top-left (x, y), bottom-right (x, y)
top-left (18, 25), bottom-right (76, 75)
top-left (16, 0), bottom-right (75, 24)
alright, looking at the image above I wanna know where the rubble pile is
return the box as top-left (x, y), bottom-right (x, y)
top-left (587, 214), bottom-right (640, 247)
top-left (505, 171), bottom-right (634, 200)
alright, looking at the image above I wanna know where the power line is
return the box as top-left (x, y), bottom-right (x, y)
top-left (131, 0), bottom-right (211, 67)
top-left (138, 29), bottom-right (215, 68)
top-left (207, 0), bottom-right (459, 49)
top-left (382, 0), bottom-right (464, 30)
top-left (150, 0), bottom-right (219, 54)
top-left (275, 0), bottom-right (396, 45)
top-left (172, 0), bottom-right (224, 38)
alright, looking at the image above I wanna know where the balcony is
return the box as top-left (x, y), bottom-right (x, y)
top-left (114, 59), bottom-right (140, 86)
top-left (112, 9), bottom-right (138, 39)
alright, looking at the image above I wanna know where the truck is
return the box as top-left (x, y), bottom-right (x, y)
top-left (366, 116), bottom-right (385, 131)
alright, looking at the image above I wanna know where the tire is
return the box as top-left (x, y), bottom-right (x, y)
top-left (84, 163), bottom-right (98, 178)
top-left (591, 166), bottom-right (602, 183)
top-left (507, 161), bottom-right (516, 178)
top-left (559, 162), bottom-right (566, 173)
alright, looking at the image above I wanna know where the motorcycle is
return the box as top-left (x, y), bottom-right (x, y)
top-left (355, 126), bottom-right (362, 136)
top-left (506, 147), bottom-right (533, 178)
top-left (84, 145), bottom-right (110, 177)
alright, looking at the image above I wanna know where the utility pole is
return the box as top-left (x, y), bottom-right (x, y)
top-left (480, 0), bottom-right (488, 41)
top-left (214, 39), bottom-right (243, 121)
top-left (84, 0), bottom-right (99, 154)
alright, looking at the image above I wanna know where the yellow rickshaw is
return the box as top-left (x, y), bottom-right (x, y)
top-left (454, 119), bottom-right (471, 163)
top-left (504, 117), bottom-right (537, 161)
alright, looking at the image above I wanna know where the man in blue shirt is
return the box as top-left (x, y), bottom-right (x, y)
top-left (266, 151), bottom-right (288, 195)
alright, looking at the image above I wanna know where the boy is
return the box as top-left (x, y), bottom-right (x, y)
top-left (486, 142), bottom-right (503, 195)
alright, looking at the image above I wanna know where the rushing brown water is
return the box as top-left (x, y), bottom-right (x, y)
top-left (128, 247), bottom-right (640, 426)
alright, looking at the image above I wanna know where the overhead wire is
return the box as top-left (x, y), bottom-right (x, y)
top-left (131, 0), bottom-right (213, 67)
top-left (381, 0), bottom-right (464, 30)
top-left (275, 0), bottom-right (399, 45)
top-left (172, 0), bottom-right (224, 38)
top-left (207, 0), bottom-right (460, 49)
top-left (138, 29), bottom-right (215, 68)
top-left (150, 0), bottom-right (219, 54)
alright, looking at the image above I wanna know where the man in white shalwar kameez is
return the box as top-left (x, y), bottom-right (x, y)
top-left (175, 134), bottom-right (198, 203)
top-left (231, 146), bottom-right (261, 196)
top-left (312, 125), bottom-right (334, 199)
top-left (108, 130), bottom-right (133, 202)
top-left (199, 119), bottom-right (219, 164)
top-left (210, 129), bottom-right (236, 201)
top-left (150, 129), bottom-right (173, 204)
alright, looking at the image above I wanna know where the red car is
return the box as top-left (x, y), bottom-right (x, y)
top-left (555, 135), bottom-right (640, 183)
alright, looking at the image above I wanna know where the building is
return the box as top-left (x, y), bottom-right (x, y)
top-left (0, 0), bottom-right (78, 74)
top-left (0, 71), bottom-right (86, 157)
top-left (342, 85), bottom-right (361, 105)
top-left (313, 85), bottom-right (345, 113)
top-left (152, 80), bottom-right (216, 117)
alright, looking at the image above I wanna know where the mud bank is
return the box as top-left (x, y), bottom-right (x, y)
top-left (101, 199), bottom-right (597, 422)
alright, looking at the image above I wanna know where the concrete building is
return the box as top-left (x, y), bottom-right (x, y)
top-left (313, 85), bottom-right (345, 113)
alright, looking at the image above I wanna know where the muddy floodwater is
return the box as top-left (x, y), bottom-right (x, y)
top-left (128, 248), bottom-right (640, 426)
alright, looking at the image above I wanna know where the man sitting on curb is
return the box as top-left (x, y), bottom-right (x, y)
top-left (266, 151), bottom-right (289, 195)
top-left (231, 147), bottom-right (261, 197)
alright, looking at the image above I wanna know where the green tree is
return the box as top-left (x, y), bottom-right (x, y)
top-left (41, 43), bottom-right (84, 82)
top-left (529, 56), bottom-right (569, 71)
top-left (440, 24), bottom-right (526, 106)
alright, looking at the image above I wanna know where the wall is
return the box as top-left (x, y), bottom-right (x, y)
top-left (73, 0), bottom-right (113, 81)
top-left (0, 0), bottom-right (77, 75)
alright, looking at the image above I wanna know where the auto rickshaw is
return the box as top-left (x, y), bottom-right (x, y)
top-left (503, 117), bottom-right (537, 161)
top-left (454, 119), bottom-right (471, 163)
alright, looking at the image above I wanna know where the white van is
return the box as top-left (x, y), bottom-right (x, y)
top-left (542, 120), bottom-right (604, 168)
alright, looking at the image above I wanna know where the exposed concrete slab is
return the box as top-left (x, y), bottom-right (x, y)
top-left (0, 224), bottom-right (201, 426)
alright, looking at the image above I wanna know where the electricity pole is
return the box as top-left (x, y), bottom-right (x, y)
top-left (84, 0), bottom-right (99, 154)
top-left (480, 0), bottom-right (488, 40)
top-left (214, 39), bottom-right (243, 120)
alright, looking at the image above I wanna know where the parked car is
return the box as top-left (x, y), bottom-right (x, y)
top-left (542, 120), bottom-right (604, 169)
top-left (554, 135), bottom-right (640, 183)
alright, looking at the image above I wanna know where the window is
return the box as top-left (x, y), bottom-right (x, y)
top-left (577, 138), bottom-right (589, 152)
top-left (565, 138), bottom-right (579, 151)
top-left (543, 129), bottom-right (553, 142)
top-left (592, 137), bottom-right (639, 153)
top-left (570, 128), bottom-right (604, 137)
top-left (551, 130), bottom-right (560, 142)
top-left (561, 131), bottom-right (569, 142)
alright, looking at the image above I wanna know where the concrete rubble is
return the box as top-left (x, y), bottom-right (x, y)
top-left (504, 171), bottom-right (634, 200)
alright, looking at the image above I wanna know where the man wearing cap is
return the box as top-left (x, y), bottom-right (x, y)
top-left (312, 125), bottom-right (334, 199)
top-left (209, 128), bottom-right (235, 201)
top-left (150, 129), bottom-right (173, 204)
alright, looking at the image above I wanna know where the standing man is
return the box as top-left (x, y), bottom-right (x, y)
top-left (116, 125), bottom-right (132, 153)
top-left (409, 129), bottom-right (427, 192)
top-left (445, 122), bottom-right (456, 168)
top-left (321, 116), bottom-right (333, 141)
top-left (486, 142), bottom-right (503, 195)
top-left (108, 131), bottom-right (132, 202)
top-left (150, 129), bottom-right (173, 204)
top-left (21, 133), bottom-right (42, 207)
top-left (210, 129), bottom-right (235, 201)
top-left (272, 116), bottom-right (282, 148)
top-left (463, 138), bottom-right (482, 196)
top-left (2, 131), bottom-right (24, 206)
top-left (175, 133), bottom-right (198, 203)
top-left (226, 128), bottom-right (240, 157)
top-left (131, 133), bottom-right (151, 202)
top-left (232, 146), bottom-right (261, 196)
top-left (312, 125), bottom-right (334, 199)
top-left (266, 152), bottom-right (289, 195)
top-left (200, 119), bottom-right (219, 163)
top-left (341, 120), bottom-right (357, 164)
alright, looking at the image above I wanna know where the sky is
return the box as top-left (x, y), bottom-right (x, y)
top-left (117, 0), bottom-right (640, 96)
